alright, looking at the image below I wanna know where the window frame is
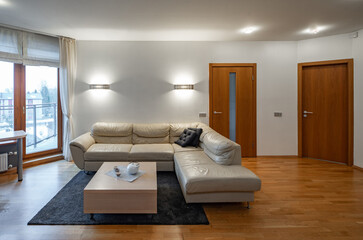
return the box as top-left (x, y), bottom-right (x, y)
top-left (12, 63), bottom-right (63, 160)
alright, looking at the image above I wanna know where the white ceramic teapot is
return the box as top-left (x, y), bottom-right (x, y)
top-left (127, 162), bottom-right (140, 175)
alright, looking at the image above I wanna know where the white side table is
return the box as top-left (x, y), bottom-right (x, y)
top-left (0, 130), bottom-right (27, 181)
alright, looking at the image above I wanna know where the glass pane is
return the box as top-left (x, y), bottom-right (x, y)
top-left (229, 72), bottom-right (236, 142)
top-left (0, 61), bottom-right (14, 133)
top-left (25, 66), bottom-right (58, 154)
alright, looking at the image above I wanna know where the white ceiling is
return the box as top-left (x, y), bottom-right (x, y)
top-left (0, 0), bottom-right (363, 41)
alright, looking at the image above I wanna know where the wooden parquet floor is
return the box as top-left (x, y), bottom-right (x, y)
top-left (0, 157), bottom-right (362, 240)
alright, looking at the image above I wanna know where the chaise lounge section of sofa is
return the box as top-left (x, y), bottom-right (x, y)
top-left (70, 122), bottom-right (261, 203)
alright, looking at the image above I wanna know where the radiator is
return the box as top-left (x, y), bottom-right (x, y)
top-left (0, 153), bottom-right (8, 172)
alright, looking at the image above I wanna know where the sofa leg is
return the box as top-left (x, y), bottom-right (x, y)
top-left (246, 202), bottom-right (251, 209)
top-left (84, 170), bottom-right (90, 175)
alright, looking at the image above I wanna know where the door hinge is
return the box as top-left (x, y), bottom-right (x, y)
top-left (252, 75), bottom-right (254, 81)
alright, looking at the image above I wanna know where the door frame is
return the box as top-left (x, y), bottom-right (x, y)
top-left (297, 59), bottom-right (354, 166)
top-left (209, 63), bottom-right (257, 157)
top-left (13, 64), bottom-right (63, 160)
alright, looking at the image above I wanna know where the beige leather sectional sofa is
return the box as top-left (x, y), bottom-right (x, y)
top-left (70, 122), bottom-right (261, 203)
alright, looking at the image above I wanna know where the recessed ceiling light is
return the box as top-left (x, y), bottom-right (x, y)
top-left (239, 27), bottom-right (258, 34)
top-left (304, 26), bottom-right (325, 34)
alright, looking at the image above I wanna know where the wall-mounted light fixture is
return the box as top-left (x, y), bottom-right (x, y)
top-left (89, 84), bottom-right (110, 90)
top-left (174, 84), bottom-right (194, 90)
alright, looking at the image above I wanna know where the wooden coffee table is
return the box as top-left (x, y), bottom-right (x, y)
top-left (84, 162), bottom-right (157, 217)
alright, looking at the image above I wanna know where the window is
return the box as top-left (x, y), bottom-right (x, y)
top-left (25, 66), bottom-right (59, 154)
top-left (0, 60), bottom-right (62, 159)
top-left (0, 61), bottom-right (14, 133)
top-left (0, 26), bottom-right (61, 160)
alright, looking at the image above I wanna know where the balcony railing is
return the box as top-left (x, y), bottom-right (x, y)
top-left (0, 103), bottom-right (58, 152)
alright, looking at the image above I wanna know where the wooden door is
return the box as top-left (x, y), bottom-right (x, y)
top-left (209, 64), bottom-right (256, 157)
top-left (299, 60), bottom-right (353, 165)
top-left (210, 67), bottom-right (230, 137)
top-left (236, 67), bottom-right (255, 156)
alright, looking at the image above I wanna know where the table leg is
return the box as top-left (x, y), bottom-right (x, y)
top-left (17, 138), bottom-right (23, 181)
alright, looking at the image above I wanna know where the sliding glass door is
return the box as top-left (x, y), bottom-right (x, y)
top-left (25, 66), bottom-right (59, 154)
top-left (0, 60), bottom-right (62, 159)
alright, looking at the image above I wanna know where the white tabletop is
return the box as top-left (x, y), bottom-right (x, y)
top-left (0, 130), bottom-right (27, 142)
top-left (85, 162), bottom-right (157, 193)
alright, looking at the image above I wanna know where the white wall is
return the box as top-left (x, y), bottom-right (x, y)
top-left (297, 32), bottom-right (363, 168)
top-left (74, 41), bottom-right (298, 156)
top-left (73, 32), bottom-right (362, 163)
top-left (297, 33), bottom-right (353, 62)
top-left (353, 30), bottom-right (363, 168)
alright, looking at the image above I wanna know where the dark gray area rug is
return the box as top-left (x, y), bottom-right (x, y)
top-left (28, 171), bottom-right (209, 225)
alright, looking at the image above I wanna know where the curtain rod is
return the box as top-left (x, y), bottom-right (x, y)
top-left (0, 23), bottom-right (74, 40)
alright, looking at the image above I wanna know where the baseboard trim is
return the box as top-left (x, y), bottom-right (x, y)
top-left (24, 154), bottom-right (64, 166)
top-left (255, 155), bottom-right (299, 158)
top-left (353, 165), bottom-right (363, 171)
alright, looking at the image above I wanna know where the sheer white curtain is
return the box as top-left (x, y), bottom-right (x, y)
top-left (59, 37), bottom-right (77, 161)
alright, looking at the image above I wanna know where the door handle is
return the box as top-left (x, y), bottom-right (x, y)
top-left (303, 110), bottom-right (313, 114)
top-left (303, 110), bottom-right (313, 118)
top-left (213, 111), bottom-right (222, 114)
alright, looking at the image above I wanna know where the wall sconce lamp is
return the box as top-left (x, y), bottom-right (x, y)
top-left (174, 84), bottom-right (194, 90)
top-left (89, 84), bottom-right (110, 90)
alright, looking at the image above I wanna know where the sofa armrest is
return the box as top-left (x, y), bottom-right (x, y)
top-left (70, 132), bottom-right (95, 152)
top-left (69, 132), bottom-right (95, 170)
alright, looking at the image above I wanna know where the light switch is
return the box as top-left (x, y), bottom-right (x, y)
top-left (274, 112), bottom-right (282, 117)
top-left (199, 112), bottom-right (207, 117)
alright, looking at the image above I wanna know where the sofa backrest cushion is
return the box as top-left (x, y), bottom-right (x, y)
top-left (133, 123), bottom-right (170, 144)
top-left (202, 131), bottom-right (241, 165)
top-left (196, 123), bottom-right (215, 143)
top-left (89, 121), bottom-right (241, 165)
top-left (169, 123), bottom-right (198, 143)
top-left (91, 122), bottom-right (133, 144)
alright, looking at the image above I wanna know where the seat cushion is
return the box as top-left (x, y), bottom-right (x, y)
top-left (84, 144), bottom-right (132, 161)
top-left (174, 151), bottom-right (261, 194)
top-left (172, 143), bottom-right (203, 153)
top-left (129, 144), bottom-right (174, 161)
